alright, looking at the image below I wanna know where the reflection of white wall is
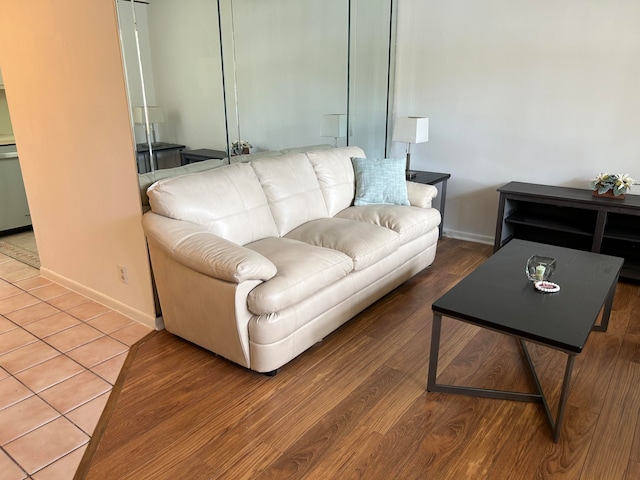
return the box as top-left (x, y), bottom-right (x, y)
top-left (395, 0), bottom-right (640, 243)
top-left (116, 1), bottom-right (157, 145)
top-left (121, 0), bottom-right (389, 157)
top-left (227, 0), bottom-right (349, 152)
top-left (349, 0), bottom-right (393, 158)
top-left (147, 0), bottom-right (227, 150)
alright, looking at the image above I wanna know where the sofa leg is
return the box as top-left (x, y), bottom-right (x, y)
top-left (263, 369), bottom-right (278, 377)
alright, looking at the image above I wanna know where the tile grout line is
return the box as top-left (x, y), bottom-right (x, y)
top-left (0, 270), bottom-right (153, 478)
top-left (0, 444), bottom-right (29, 479)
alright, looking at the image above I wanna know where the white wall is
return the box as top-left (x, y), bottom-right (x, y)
top-left (0, 0), bottom-right (157, 327)
top-left (394, 0), bottom-right (640, 243)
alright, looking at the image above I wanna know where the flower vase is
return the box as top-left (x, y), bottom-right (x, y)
top-left (592, 190), bottom-right (625, 200)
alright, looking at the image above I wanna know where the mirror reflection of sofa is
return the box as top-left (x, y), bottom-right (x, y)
top-left (141, 146), bottom-right (441, 374)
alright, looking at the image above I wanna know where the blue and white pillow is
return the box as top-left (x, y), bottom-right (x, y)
top-left (351, 157), bottom-right (410, 206)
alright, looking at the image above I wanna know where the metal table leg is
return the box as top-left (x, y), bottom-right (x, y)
top-left (427, 315), bottom-right (578, 442)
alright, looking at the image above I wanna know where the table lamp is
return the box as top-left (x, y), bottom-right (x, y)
top-left (133, 106), bottom-right (165, 146)
top-left (392, 116), bottom-right (429, 179)
top-left (321, 114), bottom-right (348, 147)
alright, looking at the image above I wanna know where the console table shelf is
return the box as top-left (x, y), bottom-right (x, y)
top-left (495, 181), bottom-right (640, 281)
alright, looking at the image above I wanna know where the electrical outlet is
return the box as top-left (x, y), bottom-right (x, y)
top-left (118, 264), bottom-right (128, 284)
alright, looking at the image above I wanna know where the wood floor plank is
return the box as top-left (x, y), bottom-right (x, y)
top-left (254, 365), bottom-right (403, 479)
top-left (81, 238), bottom-right (640, 479)
top-left (581, 360), bottom-right (640, 480)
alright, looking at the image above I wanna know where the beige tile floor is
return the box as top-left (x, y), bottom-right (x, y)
top-left (0, 251), bottom-right (152, 479)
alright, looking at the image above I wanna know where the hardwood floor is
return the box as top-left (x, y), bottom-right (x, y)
top-left (80, 238), bottom-right (640, 479)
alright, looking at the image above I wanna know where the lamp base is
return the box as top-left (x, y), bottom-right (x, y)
top-left (404, 152), bottom-right (416, 179)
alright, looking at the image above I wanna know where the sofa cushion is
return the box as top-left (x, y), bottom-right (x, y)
top-left (251, 153), bottom-right (329, 236)
top-left (285, 218), bottom-right (399, 271)
top-left (147, 163), bottom-right (279, 246)
top-left (407, 181), bottom-right (438, 209)
top-left (336, 205), bottom-right (441, 245)
top-left (352, 157), bottom-right (409, 206)
top-left (142, 213), bottom-right (277, 283)
top-left (139, 158), bottom-right (227, 209)
top-left (307, 146), bottom-right (366, 217)
top-left (246, 237), bottom-right (353, 315)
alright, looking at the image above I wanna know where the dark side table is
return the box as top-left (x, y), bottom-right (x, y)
top-left (136, 142), bottom-right (186, 173)
top-left (411, 171), bottom-right (450, 238)
top-left (181, 148), bottom-right (228, 165)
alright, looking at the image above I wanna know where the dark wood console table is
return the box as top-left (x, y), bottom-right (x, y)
top-left (495, 181), bottom-right (640, 281)
top-left (136, 142), bottom-right (186, 173)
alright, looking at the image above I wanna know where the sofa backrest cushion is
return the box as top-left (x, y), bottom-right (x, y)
top-left (250, 153), bottom-right (329, 236)
top-left (138, 158), bottom-right (227, 210)
top-left (147, 162), bottom-right (279, 245)
top-left (306, 146), bottom-right (366, 217)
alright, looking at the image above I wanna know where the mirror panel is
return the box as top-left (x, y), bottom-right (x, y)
top-left (117, 0), bottom-right (227, 176)
top-left (220, 0), bottom-right (349, 153)
top-left (145, 0), bottom-right (227, 153)
top-left (117, 0), bottom-right (396, 176)
top-left (349, 0), bottom-right (395, 158)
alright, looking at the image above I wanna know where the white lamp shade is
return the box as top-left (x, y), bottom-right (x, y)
top-left (392, 116), bottom-right (429, 144)
top-left (133, 106), bottom-right (165, 124)
top-left (321, 114), bottom-right (348, 138)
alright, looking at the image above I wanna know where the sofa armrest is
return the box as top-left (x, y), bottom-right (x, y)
top-left (407, 182), bottom-right (438, 209)
top-left (142, 212), bottom-right (277, 283)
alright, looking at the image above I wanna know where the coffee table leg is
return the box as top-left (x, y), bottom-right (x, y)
top-left (520, 339), bottom-right (576, 443)
top-left (552, 354), bottom-right (576, 442)
top-left (593, 272), bottom-right (619, 332)
top-left (427, 313), bottom-right (443, 391)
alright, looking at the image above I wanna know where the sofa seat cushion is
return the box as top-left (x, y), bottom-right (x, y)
top-left (285, 218), bottom-right (399, 271)
top-left (246, 237), bottom-right (353, 315)
top-left (336, 205), bottom-right (441, 245)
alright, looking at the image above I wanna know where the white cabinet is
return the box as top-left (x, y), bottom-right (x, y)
top-left (0, 149), bottom-right (31, 232)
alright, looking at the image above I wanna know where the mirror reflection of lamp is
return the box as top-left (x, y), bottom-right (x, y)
top-left (392, 116), bottom-right (429, 179)
top-left (133, 106), bottom-right (165, 146)
top-left (321, 114), bottom-right (348, 147)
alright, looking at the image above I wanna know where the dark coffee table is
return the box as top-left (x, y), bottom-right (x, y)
top-left (427, 239), bottom-right (623, 442)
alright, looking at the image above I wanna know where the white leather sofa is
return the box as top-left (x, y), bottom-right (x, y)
top-left (142, 146), bottom-right (441, 373)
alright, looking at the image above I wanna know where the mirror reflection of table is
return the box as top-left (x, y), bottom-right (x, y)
top-left (180, 148), bottom-right (228, 165)
top-left (136, 142), bottom-right (186, 173)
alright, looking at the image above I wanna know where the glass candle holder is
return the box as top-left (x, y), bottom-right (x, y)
top-left (526, 255), bottom-right (556, 282)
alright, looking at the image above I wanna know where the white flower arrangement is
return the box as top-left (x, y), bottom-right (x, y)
top-left (231, 140), bottom-right (252, 155)
top-left (590, 173), bottom-right (636, 196)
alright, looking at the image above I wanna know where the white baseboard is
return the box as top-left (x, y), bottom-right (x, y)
top-left (443, 229), bottom-right (494, 246)
top-left (39, 267), bottom-right (157, 329)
